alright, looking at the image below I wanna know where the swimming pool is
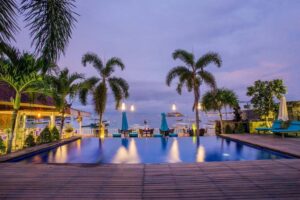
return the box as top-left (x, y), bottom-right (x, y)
top-left (12, 137), bottom-right (291, 164)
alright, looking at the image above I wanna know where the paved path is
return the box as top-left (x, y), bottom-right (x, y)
top-left (221, 134), bottom-right (300, 158)
top-left (0, 160), bottom-right (300, 199)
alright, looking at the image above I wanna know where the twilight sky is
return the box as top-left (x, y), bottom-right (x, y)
top-left (13, 0), bottom-right (300, 125)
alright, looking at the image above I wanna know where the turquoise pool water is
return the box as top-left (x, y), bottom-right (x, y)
top-left (12, 137), bottom-right (291, 164)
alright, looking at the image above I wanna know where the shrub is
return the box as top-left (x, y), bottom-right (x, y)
top-left (225, 124), bottom-right (233, 134)
top-left (38, 127), bottom-right (52, 144)
top-left (235, 123), bottom-right (245, 133)
top-left (51, 126), bottom-right (60, 141)
top-left (64, 124), bottom-right (74, 133)
top-left (0, 137), bottom-right (6, 154)
top-left (24, 133), bottom-right (36, 147)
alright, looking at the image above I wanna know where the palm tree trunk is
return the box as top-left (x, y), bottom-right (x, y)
top-left (193, 88), bottom-right (200, 138)
top-left (99, 113), bottom-right (103, 138)
top-left (60, 110), bottom-right (65, 139)
top-left (7, 109), bottom-right (19, 153)
top-left (219, 110), bottom-right (223, 134)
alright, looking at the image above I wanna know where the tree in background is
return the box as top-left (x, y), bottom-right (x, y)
top-left (166, 49), bottom-right (222, 137)
top-left (246, 79), bottom-right (286, 125)
top-left (202, 88), bottom-right (239, 134)
top-left (0, 45), bottom-right (47, 153)
top-left (0, 0), bottom-right (19, 43)
top-left (80, 52), bottom-right (129, 137)
top-left (0, 0), bottom-right (78, 64)
top-left (48, 68), bottom-right (94, 138)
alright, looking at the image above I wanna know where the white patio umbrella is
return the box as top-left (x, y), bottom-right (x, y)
top-left (278, 96), bottom-right (289, 121)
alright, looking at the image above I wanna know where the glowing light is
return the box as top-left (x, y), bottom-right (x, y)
top-left (112, 139), bottom-right (140, 163)
top-left (121, 102), bottom-right (126, 111)
top-left (172, 104), bottom-right (176, 111)
top-left (197, 102), bottom-right (202, 110)
top-left (196, 146), bottom-right (205, 162)
top-left (167, 139), bottom-right (181, 163)
top-left (130, 105), bottom-right (135, 112)
top-left (37, 113), bottom-right (41, 118)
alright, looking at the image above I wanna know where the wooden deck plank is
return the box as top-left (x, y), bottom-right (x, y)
top-left (0, 159), bottom-right (299, 199)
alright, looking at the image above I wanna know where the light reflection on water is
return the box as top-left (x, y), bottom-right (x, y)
top-left (13, 137), bottom-right (291, 164)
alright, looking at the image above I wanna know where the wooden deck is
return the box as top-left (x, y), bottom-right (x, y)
top-left (221, 134), bottom-right (300, 158)
top-left (0, 159), bottom-right (300, 199)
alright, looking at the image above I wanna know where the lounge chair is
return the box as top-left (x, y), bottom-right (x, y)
top-left (153, 133), bottom-right (163, 137)
top-left (256, 120), bottom-right (282, 134)
top-left (129, 132), bottom-right (138, 137)
top-left (112, 133), bottom-right (121, 137)
top-left (272, 121), bottom-right (300, 138)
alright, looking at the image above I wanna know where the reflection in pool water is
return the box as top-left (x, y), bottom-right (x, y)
top-left (12, 137), bottom-right (292, 164)
top-left (112, 139), bottom-right (140, 163)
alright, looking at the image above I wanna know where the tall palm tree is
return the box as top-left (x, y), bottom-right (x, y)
top-left (0, 45), bottom-right (47, 153)
top-left (202, 88), bottom-right (238, 134)
top-left (48, 68), bottom-right (93, 138)
top-left (166, 49), bottom-right (222, 137)
top-left (0, 0), bottom-right (19, 42)
top-left (21, 0), bottom-right (78, 62)
top-left (80, 52), bottom-right (129, 136)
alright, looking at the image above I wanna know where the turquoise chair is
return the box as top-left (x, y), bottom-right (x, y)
top-left (272, 121), bottom-right (300, 138)
top-left (112, 133), bottom-right (121, 137)
top-left (153, 133), bottom-right (163, 137)
top-left (169, 132), bottom-right (178, 137)
top-left (256, 120), bottom-right (282, 134)
top-left (129, 132), bottom-right (138, 137)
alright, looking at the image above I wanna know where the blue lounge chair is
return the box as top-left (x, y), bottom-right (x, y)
top-left (112, 133), bottom-right (121, 137)
top-left (256, 120), bottom-right (282, 134)
top-left (169, 132), bottom-right (178, 137)
top-left (272, 121), bottom-right (300, 138)
top-left (153, 133), bottom-right (163, 137)
top-left (129, 132), bottom-right (138, 137)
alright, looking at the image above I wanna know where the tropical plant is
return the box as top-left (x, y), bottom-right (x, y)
top-left (0, 0), bottom-right (19, 43)
top-left (51, 126), bottom-right (60, 141)
top-left (202, 88), bottom-right (238, 134)
top-left (0, 137), bottom-right (6, 154)
top-left (48, 68), bottom-right (89, 138)
top-left (37, 126), bottom-right (52, 144)
top-left (0, 45), bottom-right (48, 153)
top-left (166, 49), bottom-right (222, 137)
top-left (80, 52), bottom-right (129, 136)
top-left (246, 79), bottom-right (286, 125)
top-left (24, 133), bottom-right (36, 147)
top-left (21, 0), bottom-right (78, 62)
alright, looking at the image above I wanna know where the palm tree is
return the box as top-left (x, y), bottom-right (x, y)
top-left (80, 52), bottom-right (129, 136)
top-left (202, 88), bottom-right (238, 134)
top-left (0, 46), bottom-right (47, 153)
top-left (166, 49), bottom-right (222, 137)
top-left (48, 68), bottom-right (93, 138)
top-left (21, 0), bottom-right (78, 62)
top-left (0, 0), bottom-right (19, 42)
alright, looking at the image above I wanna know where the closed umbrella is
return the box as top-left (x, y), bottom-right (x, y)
top-left (278, 96), bottom-right (289, 121)
top-left (121, 112), bottom-right (129, 131)
top-left (160, 113), bottom-right (169, 131)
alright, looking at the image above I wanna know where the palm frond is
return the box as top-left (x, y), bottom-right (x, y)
top-left (0, 42), bottom-right (20, 64)
top-left (172, 49), bottom-right (194, 67)
top-left (82, 52), bottom-right (103, 73)
top-left (166, 66), bottom-right (190, 86)
top-left (109, 77), bottom-right (129, 98)
top-left (0, 0), bottom-right (19, 42)
top-left (196, 52), bottom-right (222, 69)
top-left (103, 57), bottom-right (125, 76)
top-left (198, 70), bottom-right (216, 89)
top-left (21, 0), bottom-right (78, 62)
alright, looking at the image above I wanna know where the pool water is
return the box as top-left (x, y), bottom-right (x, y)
top-left (12, 137), bottom-right (291, 164)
